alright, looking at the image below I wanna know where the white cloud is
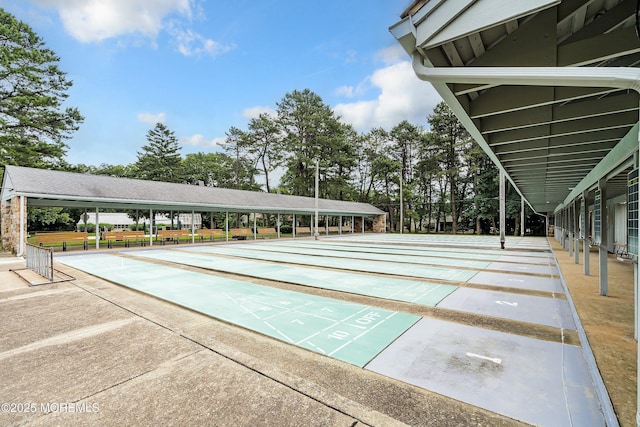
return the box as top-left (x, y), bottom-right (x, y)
top-left (33, 0), bottom-right (191, 42)
top-left (335, 86), bottom-right (355, 98)
top-left (31, 0), bottom-right (234, 58)
top-left (137, 112), bottom-right (166, 125)
top-left (335, 78), bottom-right (370, 99)
top-left (375, 44), bottom-right (407, 65)
top-left (242, 106), bottom-right (277, 120)
top-left (179, 134), bottom-right (225, 148)
top-left (333, 60), bottom-right (442, 132)
top-left (169, 25), bottom-right (236, 58)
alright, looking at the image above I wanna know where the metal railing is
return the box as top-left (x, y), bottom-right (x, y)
top-left (25, 243), bottom-right (54, 282)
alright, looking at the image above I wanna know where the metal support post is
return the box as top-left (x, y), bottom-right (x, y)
top-left (598, 178), bottom-right (608, 296)
top-left (499, 169), bottom-right (506, 249)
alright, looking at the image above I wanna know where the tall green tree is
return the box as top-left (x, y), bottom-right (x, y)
top-left (182, 152), bottom-right (258, 190)
top-left (427, 101), bottom-right (472, 234)
top-left (244, 113), bottom-right (282, 192)
top-left (322, 121), bottom-right (357, 201)
top-left (390, 120), bottom-right (423, 231)
top-left (414, 138), bottom-right (441, 232)
top-left (277, 89), bottom-right (345, 197)
top-left (0, 8), bottom-right (83, 178)
top-left (354, 128), bottom-right (387, 203)
top-left (468, 145), bottom-right (498, 234)
top-left (134, 123), bottom-right (183, 182)
top-left (223, 126), bottom-right (251, 189)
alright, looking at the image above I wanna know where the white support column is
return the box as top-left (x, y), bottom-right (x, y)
top-left (293, 214), bottom-right (296, 238)
top-left (568, 206), bottom-right (574, 258)
top-left (339, 215), bottom-right (342, 234)
top-left (191, 210), bottom-right (195, 244)
top-left (598, 178), bottom-right (608, 296)
top-left (521, 196), bottom-right (525, 236)
top-left (149, 209), bottom-right (153, 246)
top-left (253, 213), bottom-right (257, 240)
top-left (583, 192), bottom-right (590, 276)
top-left (574, 199), bottom-right (580, 264)
top-left (361, 216), bottom-right (365, 233)
top-left (352, 215), bottom-right (354, 233)
top-left (325, 216), bottom-right (328, 236)
top-left (499, 169), bottom-right (506, 249)
top-left (95, 207), bottom-right (100, 249)
top-left (277, 213), bottom-right (281, 238)
top-left (225, 212), bottom-right (229, 242)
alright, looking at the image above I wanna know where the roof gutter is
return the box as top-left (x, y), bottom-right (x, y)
top-left (411, 54), bottom-right (640, 91)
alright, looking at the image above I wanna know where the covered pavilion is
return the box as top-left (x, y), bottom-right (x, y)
top-left (0, 165), bottom-right (387, 255)
top-left (390, 1), bottom-right (640, 425)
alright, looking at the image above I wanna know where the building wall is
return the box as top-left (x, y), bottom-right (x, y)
top-left (1, 196), bottom-right (25, 254)
top-left (372, 214), bottom-right (386, 233)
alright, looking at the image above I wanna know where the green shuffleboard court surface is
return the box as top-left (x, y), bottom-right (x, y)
top-left (131, 249), bottom-right (457, 307)
top-left (187, 245), bottom-right (478, 282)
top-left (232, 242), bottom-right (492, 269)
top-left (60, 254), bottom-right (421, 367)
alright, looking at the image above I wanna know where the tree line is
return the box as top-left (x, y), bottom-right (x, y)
top-left (1, 8), bottom-right (541, 234)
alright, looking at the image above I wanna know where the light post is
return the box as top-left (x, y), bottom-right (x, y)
top-left (399, 169), bottom-right (404, 234)
top-left (314, 159), bottom-right (319, 240)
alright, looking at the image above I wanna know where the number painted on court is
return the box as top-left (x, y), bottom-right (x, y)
top-left (355, 311), bottom-right (382, 325)
top-left (328, 330), bottom-right (350, 340)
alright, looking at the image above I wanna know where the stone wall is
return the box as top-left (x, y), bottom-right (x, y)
top-left (1, 196), bottom-right (25, 254)
top-left (372, 213), bottom-right (387, 233)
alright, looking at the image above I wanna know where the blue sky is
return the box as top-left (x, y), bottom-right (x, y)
top-left (2, 0), bottom-right (441, 167)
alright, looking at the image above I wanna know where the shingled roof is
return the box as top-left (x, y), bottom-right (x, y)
top-left (1, 166), bottom-right (384, 216)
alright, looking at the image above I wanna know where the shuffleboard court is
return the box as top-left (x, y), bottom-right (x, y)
top-left (437, 287), bottom-right (576, 329)
top-left (366, 318), bottom-right (604, 426)
top-left (230, 242), bottom-right (492, 270)
top-left (336, 233), bottom-right (549, 250)
top-left (58, 254), bottom-right (420, 367)
top-left (129, 249), bottom-right (458, 307)
top-left (275, 240), bottom-right (554, 264)
top-left (186, 245), bottom-right (478, 282)
top-left (469, 271), bottom-right (564, 293)
top-left (485, 261), bottom-right (558, 276)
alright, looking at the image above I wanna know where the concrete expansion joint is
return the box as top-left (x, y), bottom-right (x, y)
top-left (68, 270), bottom-right (403, 427)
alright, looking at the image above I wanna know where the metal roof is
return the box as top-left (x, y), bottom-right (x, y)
top-left (0, 166), bottom-right (384, 216)
top-left (391, 0), bottom-right (640, 213)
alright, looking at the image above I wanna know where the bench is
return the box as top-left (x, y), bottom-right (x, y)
top-left (328, 226), bottom-right (340, 233)
top-left (103, 231), bottom-right (146, 248)
top-left (295, 227), bottom-right (311, 235)
top-left (34, 231), bottom-right (88, 251)
top-left (257, 227), bottom-right (277, 239)
top-left (614, 243), bottom-right (632, 262)
top-left (157, 229), bottom-right (190, 244)
top-left (342, 226), bottom-right (352, 232)
top-left (230, 228), bottom-right (253, 240)
top-left (196, 228), bottom-right (226, 241)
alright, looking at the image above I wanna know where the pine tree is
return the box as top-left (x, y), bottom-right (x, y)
top-left (0, 8), bottom-right (83, 178)
top-left (134, 123), bottom-right (183, 182)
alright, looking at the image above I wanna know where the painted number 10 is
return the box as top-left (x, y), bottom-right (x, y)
top-left (328, 330), bottom-right (350, 340)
